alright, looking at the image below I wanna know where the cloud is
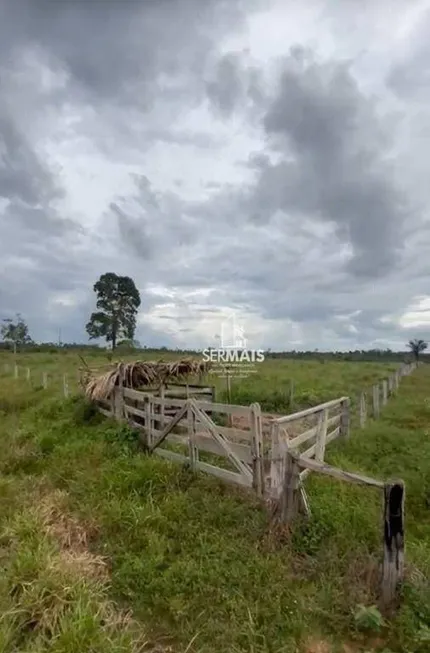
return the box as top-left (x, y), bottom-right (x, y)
top-left (248, 48), bottom-right (411, 278)
top-left (1, 0), bottom-right (430, 350)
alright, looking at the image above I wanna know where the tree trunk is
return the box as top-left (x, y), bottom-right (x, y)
top-left (112, 330), bottom-right (116, 350)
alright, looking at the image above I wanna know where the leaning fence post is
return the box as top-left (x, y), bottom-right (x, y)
top-left (42, 372), bottom-right (48, 389)
top-left (359, 392), bottom-right (367, 428)
top-left (380, 480), bottom-right (405, 610)
top-left (372, 384), bottom-right (380, 419)
top-left (339, 397), bottom-right (351, 439)
top-left (250, 402), bottom-right (264, 496)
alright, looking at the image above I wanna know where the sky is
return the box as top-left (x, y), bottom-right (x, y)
top-left (1, 0), bottom-right (430, 351)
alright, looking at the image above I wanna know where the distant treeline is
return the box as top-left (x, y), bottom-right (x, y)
top-left (0, 341), bottom-right (421, 363)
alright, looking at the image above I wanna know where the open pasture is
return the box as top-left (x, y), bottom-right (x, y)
top-left (0, 352), bottom-right (428, 652)
top-left (0, 349), bottom-right (400, 415)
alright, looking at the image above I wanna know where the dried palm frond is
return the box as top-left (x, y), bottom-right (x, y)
top-left (83, 358), bottom-right (211, 402)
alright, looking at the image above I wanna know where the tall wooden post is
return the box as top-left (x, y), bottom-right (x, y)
top-left (63, 373), bottom-right (69, 398)
top-left (187, 401), bottom-right (198, 471)
top-left (339, 398), bottom-right (351, 439)
top-left (250, 402), bottom-right (264, 496)
top-left (372, 384), bottom-right (380, 419)
top-left (380, 481), bottom-right (405, 610)
top-left (382, 380), bottom-right (388, 406)
top-left (278, 451), bottom-right (300, 525)
top-left (359, 392), bottom-right (367, 428)
top-left (289, 379), bottom-right (295, 410)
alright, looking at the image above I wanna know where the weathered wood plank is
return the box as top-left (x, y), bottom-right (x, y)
top-left (98, 407), bottom-right (113, 418)
top-left (164, 432), bottom-right (253, 463)
top-left (288, 425), bottom-right (319, 448)
top-left (148, 403), bottom-right (189, 453)
top-left (274, 397), bottom-right (346, 424)
top-left (195, 460), bottom-right (252, 487)
top-left (296, 453), bottom-right (384, 488)
top-left (191, 401), bottom-right (253, 480)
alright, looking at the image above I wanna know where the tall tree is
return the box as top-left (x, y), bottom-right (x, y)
top-left (1, 314), bottom-right (32, 353)
top-left (407, 338), bottom-right (428, 361)
top-left (86, 273), bottom-right (141, 350)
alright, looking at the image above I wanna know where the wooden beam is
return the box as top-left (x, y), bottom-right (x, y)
top-left (274, 397), bottom-right (348, 424)
top-left (293, 452), bottom-right (384, 488)
top-left (148, 402), bottom-right (189, 453)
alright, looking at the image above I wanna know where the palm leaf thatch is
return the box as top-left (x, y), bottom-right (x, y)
top-left (82, 358), bottom-right (211, 402)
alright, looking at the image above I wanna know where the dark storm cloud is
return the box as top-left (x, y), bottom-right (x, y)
top-left (246, 48), bottom-right (411, 278)
top-left (0, 113), bottom-right (60, 205)
top-left (0, 0), bottom-right (260, 107)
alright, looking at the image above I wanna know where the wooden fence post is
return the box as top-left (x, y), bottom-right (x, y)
top-left (315, 408), bottom-right (328, 461)
top-left (113, 385), bottom-right (124, 421)
top-left (372, 384), bottom-right (380, 419)
top-left (145, 397), bottom-right (153, 448)
top-left (388, 376), bottom-right (393, 395)
top-left (26, 367), bottom-right (31, 382)
top-left (382, 380), bottom-right (388, 406)
top-left (339, 398), bottom-right (351, 439)
top-left (359, 392), bottom-right (367, 428)
top-left (278, 451), bottom-right (300, 525)
top-left (380, 481), bottom-right (405, 610)
top-left (250, 402), bottom-right (264, 497)
top-left (289, 379), bottom-right (295, 410)
top-left (187, 400), bottom-right (198, 471)
top-left (63, 374), bottom-right (69, 398)
top-left (269, 422), bottom-right (283, 499)
top-left (159, 383), bottom-right (165, 430)
top-left (43, 372), bottom-right (48, 389)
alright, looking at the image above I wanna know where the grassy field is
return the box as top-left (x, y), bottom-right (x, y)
top-left (0, 354), bottom-right (429, 652)
top-left (0, 349), bottom-right (400, 415)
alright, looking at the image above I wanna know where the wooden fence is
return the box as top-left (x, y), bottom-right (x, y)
top-left (357, 361), bottom-right (417, 428)
top-left (100, 386), bottom-right (266, 494)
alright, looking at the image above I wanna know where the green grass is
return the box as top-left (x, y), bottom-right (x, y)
top-left (0, 349), bottom-right (400, 414)
top-left (0, 357), bottom-right (429, 651)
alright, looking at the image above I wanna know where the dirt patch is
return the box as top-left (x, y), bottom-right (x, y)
top-left (303, 638), bottom-right (332, 653)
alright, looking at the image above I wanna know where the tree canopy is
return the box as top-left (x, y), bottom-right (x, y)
top-left (407, 338), bottom-right (428, 360)
top-left (1, 314), bottom-right (32, 352)
top-left (86, 272), bottom-right (141, 349)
